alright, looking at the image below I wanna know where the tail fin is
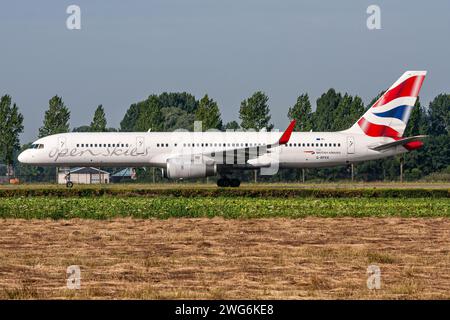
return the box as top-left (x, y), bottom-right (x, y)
top-left (345, 71), bottom-right (426, 138)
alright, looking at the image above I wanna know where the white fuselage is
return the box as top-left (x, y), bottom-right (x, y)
top-left (18, 131), bottom-right (405, 171)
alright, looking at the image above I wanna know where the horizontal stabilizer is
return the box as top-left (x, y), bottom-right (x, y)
top-left (370, 135), bottom-right (427, 151)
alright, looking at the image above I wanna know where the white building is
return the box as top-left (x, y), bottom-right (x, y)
top-left (58, 167), bottom-right (110, 185)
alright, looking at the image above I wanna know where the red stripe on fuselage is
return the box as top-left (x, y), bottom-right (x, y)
top-left (372, 75), bottom-right (425, 108)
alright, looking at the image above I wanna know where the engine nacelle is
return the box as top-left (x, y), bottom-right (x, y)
top-left (165, 158), bottom-right (216, 179)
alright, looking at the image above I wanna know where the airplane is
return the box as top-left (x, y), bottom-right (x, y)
top-left (18, 71), bottom-right (427, 187)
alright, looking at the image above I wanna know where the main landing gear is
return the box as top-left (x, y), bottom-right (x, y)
top-left (217, 177), bottom-right (241, 187)
top-left (65, 173), bottom-right (73, 188)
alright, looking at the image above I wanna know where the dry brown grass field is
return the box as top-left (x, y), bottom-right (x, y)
top-left (1, 217), bottom-right (449, 299)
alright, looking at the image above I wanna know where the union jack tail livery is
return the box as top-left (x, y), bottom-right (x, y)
top-left (346, 71), bottom-right (426, 138)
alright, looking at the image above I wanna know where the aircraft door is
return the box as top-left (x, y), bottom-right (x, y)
top-left (347, 136), bottom-right (355, 154)
top-left (136, 136), bottom-right (145, 154)
top-left (58, 136), bottom-right (67, 150)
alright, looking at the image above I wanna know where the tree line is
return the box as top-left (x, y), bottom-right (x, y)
top-left (1, 88), bottom-right (449, 182)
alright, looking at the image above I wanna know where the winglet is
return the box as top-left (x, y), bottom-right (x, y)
top-left (278, 120), bottom-right (296, 145)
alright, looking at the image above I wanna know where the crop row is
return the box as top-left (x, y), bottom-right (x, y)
top-left (0, 187), bottom-right (448, 198)
top-left (0, 197), bottom-right (448, 219)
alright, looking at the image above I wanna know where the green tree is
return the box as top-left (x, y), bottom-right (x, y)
top-left (195, 94), bottom-right (223, 130)
top-left (288, 94), bottom-right (312, 131)
top-left (135, 95), bottom-right (164, 131)
top-left (120, 103), bottom-right (140, 132)
top-left (38, 95), bottom-right (70, 137)
top-left (0, 95), bottom-right (24, 171)
top-left (404, 98), bottom-right (426, 137)
top-left (158, 92), bottom-right (198, 113)
top-left (74, 125), bottom-right (117, 133)
top-left (313, 89), bottom-right (342, 131)
top-left (428, 94), bottom-right (449, 136)
top-left (239, 91), bottom-right (273, 131)
top-left (224, 121), bottom-right (240, 131)
top-left (90, 105), bottom-right (107, 132)
top-left (161, 107), bottom-right (195, 131)
top-left (332, 94), bottom-right (365, 131)
top-left (120, 92), bottom-right (199, 132)
top-left (72, 125), bottom-right (91, 132)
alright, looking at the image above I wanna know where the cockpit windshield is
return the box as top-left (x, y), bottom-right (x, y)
top-left (30, 144), bottom-right (44, 149)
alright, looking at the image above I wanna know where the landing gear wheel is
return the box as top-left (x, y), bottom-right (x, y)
top-left (217, 178), bottom-right (240, 187)
top-left (217, 178), bottom-right (229, 187)
top-left (66, 181), bottom-right (74, 188)
top-left (229, 179), bottom-right (241, 187)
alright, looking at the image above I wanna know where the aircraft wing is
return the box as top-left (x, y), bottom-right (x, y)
top-left (164, 120), bottom-right (296, 166)
top-left (370, 135), bottom-right (427, 151)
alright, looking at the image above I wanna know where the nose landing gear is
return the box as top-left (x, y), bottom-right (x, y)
top-left (64, 172), bottom-right (73, 188)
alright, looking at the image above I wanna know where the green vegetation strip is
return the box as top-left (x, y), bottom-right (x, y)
top-left (0, 197), bottom-right (448, 219)
top-left (0, 187), bottom-right (448, 198)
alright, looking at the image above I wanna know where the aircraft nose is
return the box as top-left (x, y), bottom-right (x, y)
top-left (18, 150), bottom-right (29, 164)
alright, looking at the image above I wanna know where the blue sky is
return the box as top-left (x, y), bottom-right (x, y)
top-left (0, 0), bottom-right (449, 142)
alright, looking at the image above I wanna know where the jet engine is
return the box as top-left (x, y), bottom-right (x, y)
top-left (165, 157), bottom-right (216, 179)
